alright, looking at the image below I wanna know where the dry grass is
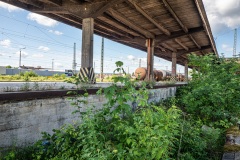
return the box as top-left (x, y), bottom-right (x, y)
top-left (226, 126), bottom-right (240, 136)
top-left (224, 144), bottom-right (240, 152)
top-left (224, 126), bottom-right (240, 152)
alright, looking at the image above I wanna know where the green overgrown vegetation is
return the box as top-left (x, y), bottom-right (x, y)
top-left (177, 54), bottom-right (240, 128)
top-left (0, 72), bottom-right (69, 82)
top-left (2, 55), bottom-right (240, 159)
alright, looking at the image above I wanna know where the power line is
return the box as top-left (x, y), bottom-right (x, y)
top-left (0, 30), bottom-right (73, 49)
top-left (1, 32), bottom-right (75, 56)
top-left (35, 26), bottom-right (72, 48)
top-left (0, 14), bottom-right (82, 42)
top-left (0, 13), bottom-right (146, 57)
top-left (0, 14), bottom-right (171, 69)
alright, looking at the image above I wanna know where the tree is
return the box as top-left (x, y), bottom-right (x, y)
top-left (6, 65), bottom-right (12, 68)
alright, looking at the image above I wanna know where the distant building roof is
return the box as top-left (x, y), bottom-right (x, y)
top-left (19, 65), bottom-right (49, 70)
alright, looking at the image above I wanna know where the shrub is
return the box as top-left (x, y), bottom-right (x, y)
top-left (3, 58), bottom-right (231, 159)
top-left (24, 71), bottom-right (38, 77)
top-left (177, 54), bottom-right (240, 128)
top-left (3, 61), bottom-right (181, 160)
top-left (52, 73), bottom-right (60, 78)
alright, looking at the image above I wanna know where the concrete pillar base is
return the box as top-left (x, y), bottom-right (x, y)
top-left (78, 67), bottom-right (96, 84)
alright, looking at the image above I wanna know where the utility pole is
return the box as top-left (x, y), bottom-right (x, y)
top-left (72, 43), bottom-right (76, 74)
top-left (233, 28), bottom-right (237, 57)
top-left (52, 59), bottom-right (54, 71)
top-left (19, 47), bottom-right (26, 67)
top-left (100, 37), bottom-right (104, 82)
top-left (139, 58), bottom-right (141, 67)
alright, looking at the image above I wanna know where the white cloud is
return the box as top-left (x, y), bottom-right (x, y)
top-left (32, 54), bottom-right (44, 58)
top-left (0, 53), bottom-right (4, 56)
top-left (38, 46), bottom-right (50, 51)
top-left (203, 0), bottom-right (240, 34)
top-left (222, 44), bottom-right (233, 52)
top-left (127, 55), bottom-right (135, 60)
top-left (27, 13), bottom-right (58, 27)
top-left (55, 62), bottom-right (63, 68)
top-left (49, 30), bottom-right (63, 35)
top-left (0, 39), bottom-right (11, 48)
top-left (0, 2), bottom-right (22, 12)
top-left (16, 51), bottom-right (28, 58)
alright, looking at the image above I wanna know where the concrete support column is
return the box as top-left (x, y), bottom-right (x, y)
top-left (184, 60), bottom-right (188, 82)
top-left (81, 18), bottom-right (94, 68)
top-left (146, 39), bottom-right (154, 81)
top-left (171, 52), bottom-right (177, 81)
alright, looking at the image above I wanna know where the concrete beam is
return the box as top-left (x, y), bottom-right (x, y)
top-left (155, 26), bottom-right (204, 43)
top-left (174, 38), bottom-right (188, 51)
top-left (127, 0), bottom-right (170, 35)
top-left (177, 45), bottom-right (212, 56)
top-left (92, 0), bottom-right (125, 18)
top-left (108, 9), bottom-right (155, 38)
top-left (38, 0), bottom-right (62, 6)
top-left (81, 18), bottom-right (94, 68)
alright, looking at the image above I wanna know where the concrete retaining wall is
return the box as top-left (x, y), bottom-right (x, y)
top-left (0, 87), bottom-right (176, 148)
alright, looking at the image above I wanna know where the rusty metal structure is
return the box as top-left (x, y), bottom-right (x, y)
top-left (134, 67), bottom-right (172, 81)
top-left (1, 0), bottom-right (218, 80)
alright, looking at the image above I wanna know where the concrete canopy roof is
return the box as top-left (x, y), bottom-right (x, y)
top-left (1, 0), bottom-right (218, 65)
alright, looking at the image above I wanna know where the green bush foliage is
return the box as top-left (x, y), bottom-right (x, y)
top-left (3, 61), bottom-right (181, 160)
top-left (23, 71), bottom-right (38, 77)
top-left (3, 56), bottom-right (236, 159)
top-left (158, 98), bottom-right (224, 160)
top-left (177, 54), bottom-right (240, 128)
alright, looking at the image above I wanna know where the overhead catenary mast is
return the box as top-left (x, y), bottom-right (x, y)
top-left (233, 28), bottom-right (237, 57)
top-left (100, 37), bottom-right (104, 82)
top-left (72, 43), bottom-right (76, 74)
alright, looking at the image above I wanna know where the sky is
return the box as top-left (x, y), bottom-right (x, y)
top-left (0, 0), bottom-right (240, 74)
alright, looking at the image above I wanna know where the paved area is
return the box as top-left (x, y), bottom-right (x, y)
top-left (222, 152), bottom-right (240, 160)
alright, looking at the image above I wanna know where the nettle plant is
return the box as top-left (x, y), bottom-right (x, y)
top-left (4, 61), bottom-right (181, 160)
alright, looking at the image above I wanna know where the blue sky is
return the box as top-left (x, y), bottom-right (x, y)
top-left (0, 0), bottom-right (240, 73)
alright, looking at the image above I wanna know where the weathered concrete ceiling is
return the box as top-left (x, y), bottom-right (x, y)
top-left (1, 0), bottom-right (218, 65)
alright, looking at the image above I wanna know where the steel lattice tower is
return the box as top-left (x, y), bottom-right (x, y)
top-left (233, 28), bottom-right (237, 57)
top-left (72, 43), bottom-right (76, 74)
top-left (100, 37), bottom-right (104, 82)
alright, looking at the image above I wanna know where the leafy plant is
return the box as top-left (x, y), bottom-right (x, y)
top-left (4, 57), bottom-right (232, 160)
top-left (23, 71), bottom-right (38, 77)
top-left (177, 54), bottom-right (240, 128)
top-left (20, 82), bottom-right (30, 91)
top-left (33, 82), bottom-right (40, 90)
top-left (3, 61), bottom-right (181, 160)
